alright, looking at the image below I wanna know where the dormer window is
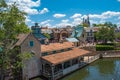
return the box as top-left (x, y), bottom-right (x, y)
top-left (29, 41), bottom-right (34, 47)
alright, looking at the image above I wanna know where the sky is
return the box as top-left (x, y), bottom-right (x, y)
top-left (6, 0), bottom-right (120, 28)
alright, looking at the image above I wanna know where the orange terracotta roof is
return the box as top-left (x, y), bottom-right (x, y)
top-left (42, 48), bottom-right (89, 65)
top-left (41, 42), bottom-right (74, 53)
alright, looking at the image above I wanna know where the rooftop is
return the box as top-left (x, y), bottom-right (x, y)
top-left (15, 33), bottom-right (29, 46)
top-left (41, 42), bottom-right (74, 53)
top-left (71, 26), bottom-right (84, 38)
top-left (42, 48), bottom-right (89, 65)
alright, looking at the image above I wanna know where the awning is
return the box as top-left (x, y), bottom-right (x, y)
top-left (66, 38), bottom-right (79, 42)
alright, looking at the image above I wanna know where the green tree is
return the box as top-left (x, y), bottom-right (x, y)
top-left (0, 1), bottom-right (30, 80)
top-left (115, 32), bottom-right (120, 40)
top-left (95, 27), bottom-right (115, 43)
top-left (82, 23), bottom-right (89, 27)
top-left (43, 33), bottom-right (51, 39)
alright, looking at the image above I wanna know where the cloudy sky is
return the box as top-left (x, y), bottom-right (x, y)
top-left (6, 0), bottom-right (120, 27)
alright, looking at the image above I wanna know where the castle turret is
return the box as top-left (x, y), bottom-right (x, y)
top-left (31, 23), bottom-right (41, 34)
top-left (87, 15), bottom-right (90, 27)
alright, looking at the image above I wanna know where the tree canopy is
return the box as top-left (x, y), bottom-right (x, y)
top-left (0, 1), bottom-right (30, 79)
top-left (95, 27), bottom-right (115, 43)
top-left (92, 22), bottom-right (117, 28)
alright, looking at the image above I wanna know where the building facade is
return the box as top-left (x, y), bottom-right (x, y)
top-left (14, 33), bottom-right (41, 80)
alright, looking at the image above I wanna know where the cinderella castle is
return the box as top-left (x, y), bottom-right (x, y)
top-left (82, 15), bottom-right (90, 27)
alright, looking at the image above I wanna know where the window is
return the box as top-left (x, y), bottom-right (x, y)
top-left (64, 61), bottom-right (71, 69)
top-left (82, 34), bottom-right (84, 38)
top-left (72, 58), bottom-right (78, 65)
top-left (54, 64), bottom-right (62, 73)
top-left (29, 41), bottom-right (34, 47)
top-left (52, 51), bottom-right (56, 54)
top-left (61, 49), bottom-right (64, 52)
top-left (68, 48), bottom-right (72, 50)
top-left (42, 52), bottom-right (48, 56)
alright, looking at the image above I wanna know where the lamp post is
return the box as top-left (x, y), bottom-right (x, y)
top-left (0, 47), bottom-right (4, 80)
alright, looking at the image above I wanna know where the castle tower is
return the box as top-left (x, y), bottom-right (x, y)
top-left (31, 23), bottom-right (41, 34)
top-left (87, 15), bottom-right (90, 27)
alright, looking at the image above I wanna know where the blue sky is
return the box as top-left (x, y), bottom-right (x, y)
top-left (6, 0), bottom-right (120, 27)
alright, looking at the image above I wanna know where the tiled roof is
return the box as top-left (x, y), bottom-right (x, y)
top-left (41, 42), bottom-right (74, 53)
top-left (42, 48), bottom-right (89, 65)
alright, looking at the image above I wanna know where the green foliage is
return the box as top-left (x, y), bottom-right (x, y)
top-left (93, 22), bottom-right (117, 28)
top-left (0, 1), bottom-right (30, 79)
top-left (18, 52), bottom-right (33, 61)
top-left (43, 33), bottom-right (51, 39)
top-left (17, 52), bottom-right (34, 68)
top-left (0, 3), bottom-right (30, 40)
top-left (0, 0), bottom-right (7, 7)
top-left (97, 43), bottom-right (114, 45)
top-left (96, 44), bottom-right (114, 51)
top-left (95, 27), bottom-right (115, 43)
top-left (115, 32), bottom-right (120, 39)
top-left (82, 23), bottom-right (89, 27)
top-left (114, 42), bottom-right (120, 50)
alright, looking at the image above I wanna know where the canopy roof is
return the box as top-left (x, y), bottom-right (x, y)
top-left (66, 38), bottom-right (79, 42)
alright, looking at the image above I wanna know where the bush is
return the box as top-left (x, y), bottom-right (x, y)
top-left (96, 45), bottom-right (114, 51)
top-left (97, 43), bottom-right (114, 45)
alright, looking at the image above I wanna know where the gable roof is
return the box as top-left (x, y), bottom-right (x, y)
top-left (71, 26), bottom-right (84, 38)
top-left (15, 33), bottom-right (29, 46)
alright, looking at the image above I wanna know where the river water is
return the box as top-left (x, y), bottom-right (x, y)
top-left (60, 58), bottom-right (120, 80)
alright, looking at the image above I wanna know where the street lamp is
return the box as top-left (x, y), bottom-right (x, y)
top-left (0, 47), bottom-right (4, 80)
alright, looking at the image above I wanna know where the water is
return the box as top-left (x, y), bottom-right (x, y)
top-left (60, 58), bottom-right (120, 80)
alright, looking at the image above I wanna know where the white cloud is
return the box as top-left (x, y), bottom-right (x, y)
top-left (40, 8), bottom-right (49, 14)
top-left (43, 23), bottom-right (52, 27)
top-left (6, 0), bottom-right (41, 15)
top-left (118, 17), bottom-right (120, 20)
top-left (118, 0), bottom-right (120, 2)
top-left (53, 11), bottom-right (120, 27)
top-left (40, 20), bottom-right (53, 27)
top-left (61, 19), bottom-right (69, 23)
top-left (72, 18), bottom-right (82, 25)
top-left (40, 20), bottom-right (53, 25)
top-left (55, 20), bottom-right (72, 27)
top-left (53, 14), bottom-right (66, 18)
top-left (89, 11), bottom-right (120, 19)
top-left (25, 16), bottom-right (31, 23)
top-left (70, 13), bottom-right (82, 19)
top-left (55, 23), bottom-right (72, 27)
top-left (89, 14), bottom-right (101, 19)
top-left (21, 6), bottom-right (39, 14)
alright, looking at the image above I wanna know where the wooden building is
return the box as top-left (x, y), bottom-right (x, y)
top-left (13, 33), bottom-right (41, 80)
top-left (41, 42), bottom-right (90, 80)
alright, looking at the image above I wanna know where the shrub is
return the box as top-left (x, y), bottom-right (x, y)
top-left (97, 43), bottom-right (114, 45)
top-left (96, 45), bottom-right (114, 51)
